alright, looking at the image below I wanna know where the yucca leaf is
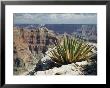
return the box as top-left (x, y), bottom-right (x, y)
top-left (47, 36), bottom-right (96, 65)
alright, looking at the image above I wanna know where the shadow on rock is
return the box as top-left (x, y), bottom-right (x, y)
top-left (82, 55), bottom-right (97, 75)
top-left (28, 56), bottom-right (61, 75)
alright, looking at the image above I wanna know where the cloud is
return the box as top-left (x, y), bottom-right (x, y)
top-left (23, 14), bottom-right (33, 19)
top-left (14, 13), bottom-right (97, 24)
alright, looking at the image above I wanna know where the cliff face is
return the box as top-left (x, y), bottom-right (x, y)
top-left (23, 27), bottom-right (58, 54)
top-left (13, 27), bottom-right (59, 75)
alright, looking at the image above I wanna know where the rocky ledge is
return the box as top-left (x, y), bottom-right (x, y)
top-left (27, 55), bottom-right (97, 75)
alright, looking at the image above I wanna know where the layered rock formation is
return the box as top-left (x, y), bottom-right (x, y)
top-left (13, 26), bottom-right (59, 75)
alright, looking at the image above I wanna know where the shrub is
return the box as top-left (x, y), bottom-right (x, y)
top-left (47, 35), bottom-right (95, 65)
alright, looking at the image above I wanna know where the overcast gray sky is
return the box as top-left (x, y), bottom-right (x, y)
top-left (13, 13), bottom-right (97, 24)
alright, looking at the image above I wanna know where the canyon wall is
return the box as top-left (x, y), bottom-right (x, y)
top-left (13, 27), bottom-right (59, 74)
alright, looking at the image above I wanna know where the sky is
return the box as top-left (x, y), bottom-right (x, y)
top-left (13, 13), bottom-right (97, 24)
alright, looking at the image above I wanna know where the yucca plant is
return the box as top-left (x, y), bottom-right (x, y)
top-left (47, 35), bottom-right (95, 65)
